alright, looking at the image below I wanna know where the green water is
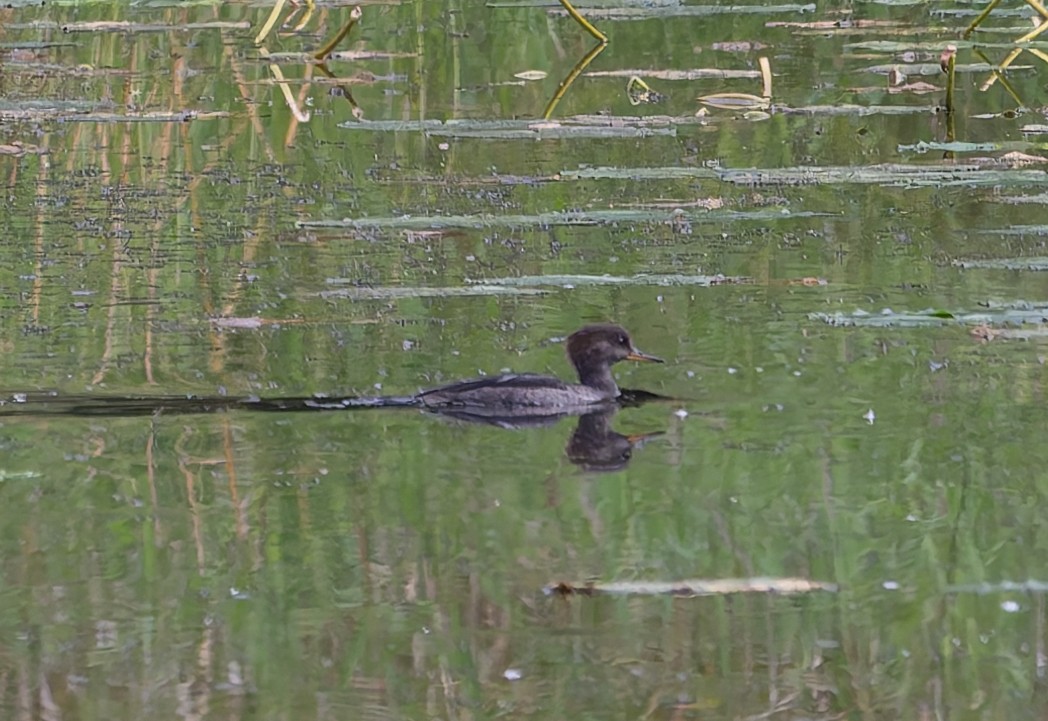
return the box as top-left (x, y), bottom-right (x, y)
top-left (2, 0), bottom-right (1048, 718)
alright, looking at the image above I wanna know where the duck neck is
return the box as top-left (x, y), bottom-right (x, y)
top-left (575, 361), bottom-right (620, 398)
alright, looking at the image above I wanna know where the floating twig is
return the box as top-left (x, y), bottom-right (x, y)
top-left (626, 76), bottom-right (665, 105)
top-left (963, 0), bottom-right (1004, 38)
top-left (972, 47), bottom-right (1025, 103)
top-left (759, 56), bottom-right (773, 98)
top-left (559, 0), bottom-right (607, 43)
top-left (254, 0), bottom-right (286, 45)
top-left (547, 577), bottom-right (837, 598)
top-left (543, 41), bottom-right (606, 119)
top-left (697, 92), bottom-right (770, 110)
top-left (314, 6), bottom-right (363, 61)
top-left (942, 44), bottom-right (956, 116)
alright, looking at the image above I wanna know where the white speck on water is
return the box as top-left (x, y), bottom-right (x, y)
top-left (373, 383), bottom-right (382, 391)
top-left (674, 408), bottom-right (688, 419)
top-left (793, 370), bottom-right (802, 377)
top-left (402, 340), bottom-right (415, 351)
top-left (686, 370), bottom-right (695, 378)
top-left (1002, 600), bottom-right (1020, 613)
top-left (906, 513), bottom-right (918, 522)
top-left (504, 668), bottom-right (523, 681)
top-left (883, 581), bottom-right (899, 590)
top-left (755, 366), bottom-right (764, 373)
top-left (438, 142), bottom-right (449, 151)
top-left (728, 367), bottom-right (738, 375)
top-left (864, 408), bottom-right (876, 424)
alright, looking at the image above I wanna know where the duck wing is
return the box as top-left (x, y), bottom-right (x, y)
top-left (417, 373), bottom-right (571, 408)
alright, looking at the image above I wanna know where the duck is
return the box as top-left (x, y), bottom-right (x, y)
top-left (416, 323), bottom-right (663, 409)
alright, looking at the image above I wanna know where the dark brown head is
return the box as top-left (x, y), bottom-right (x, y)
top-left (565, 324), bottom-right (663, 378)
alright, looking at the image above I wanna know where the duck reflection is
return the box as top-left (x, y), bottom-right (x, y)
top-left (423, 388), bottom-right (667, 472)
top-left (565, 407), bottom-right (662, 472)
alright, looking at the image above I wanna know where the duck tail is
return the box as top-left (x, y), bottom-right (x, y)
top-left (337, 395), bottom-right (421, 408)
top-left (236, 394), bottom-right (423, 412)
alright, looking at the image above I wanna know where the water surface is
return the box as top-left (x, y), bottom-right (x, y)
top-left (2, 0), bottom-right (1048, 718)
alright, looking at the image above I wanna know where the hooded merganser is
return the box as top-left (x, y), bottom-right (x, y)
top-left (417, 323), bottom-right (663, 409)
top-left (0, 325), bottom-right (663, 418)
top-left (295, 326), bottom-right (664, 417)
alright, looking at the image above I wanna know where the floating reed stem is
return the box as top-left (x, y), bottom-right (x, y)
top-left (314, 5), bottom-right (362, 61)
top-left (559, 0), bottom-right (607, 43)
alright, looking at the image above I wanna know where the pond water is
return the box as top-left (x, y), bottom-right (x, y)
top-left (3, 0), bottom-right (1048, 718)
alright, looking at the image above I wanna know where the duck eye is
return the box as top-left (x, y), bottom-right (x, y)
top-left (618, 335), bottom-right (627, 345)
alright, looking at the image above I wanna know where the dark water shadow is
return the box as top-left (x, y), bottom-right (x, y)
top-left (0, 388), bottom-right (675, 471)
top-left (0, 388), bottom-right (678, 418)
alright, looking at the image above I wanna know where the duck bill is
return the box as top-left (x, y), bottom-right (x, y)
top-left (626, 348), bottom-right (664, 364)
